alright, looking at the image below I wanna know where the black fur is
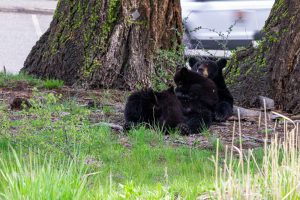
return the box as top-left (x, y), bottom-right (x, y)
top-left (124, 88), bottom-right (158, 128)
top-left (124, 87), bottom-right (191, 135)
top-left (190, 58), bottom-right (234, 121)
top-left (174, 68), bottom-right (219, 132)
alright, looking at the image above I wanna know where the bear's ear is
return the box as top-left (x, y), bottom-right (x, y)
top-left (175, 64), bottom-right (184, 72)
top-left (180, 67), bottom-right (189, 76)
top-left (166, 86), bottom-right (175, 93)
top-left (216, 58), bottom-right (227, 69)
top-left (188, 57), bottom-right (200, 68)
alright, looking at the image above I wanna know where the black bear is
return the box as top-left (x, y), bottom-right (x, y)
top-left (174, 67), bottom-right (219, 132)
top-left (124, 87), bottom-right (191, 135)
top-left (189, 58), bottom-right (234, 121)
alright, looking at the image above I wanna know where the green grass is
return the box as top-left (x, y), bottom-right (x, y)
top-left (0, 72), bottom-right (42, 87)
top-left (0, 149), bottom-right (88, 200)
top-left (42, 79), bottom-right (64, 89)
top-left (0, 72), bottom-right (64, 89)
top-left (0, 92), bottom-right (216, 199)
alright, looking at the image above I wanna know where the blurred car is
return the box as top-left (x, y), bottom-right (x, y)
top-left (181, 0), bottom-right (275, 57)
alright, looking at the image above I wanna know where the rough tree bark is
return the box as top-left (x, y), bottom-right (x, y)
top-left (226, 0), bottom-right (300, 114)
top-left (22, 0), bottom-right (182, 89)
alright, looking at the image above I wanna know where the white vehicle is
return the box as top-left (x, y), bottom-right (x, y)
top-left (181, 0), bottom-right (275, 57)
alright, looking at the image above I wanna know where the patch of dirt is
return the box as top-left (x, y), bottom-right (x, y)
top-left (1, 81), bottom-right (32, 91)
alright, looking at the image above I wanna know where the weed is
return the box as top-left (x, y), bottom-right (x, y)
top-left (102, 105), bottom-right (113, 114)
top-left (42, 79), bottom-right (64, 89)
top-left (152, 44), bottom-right (185, 91)
top-left (259, 128), bottom-right (273, 135)
top-left (209, 136), bottom-right (225, 152)
top-left (0, 72), bottom-right (42, 87)
top-left (213, 117), bottom-right (300, 199)
top-left (201, 128), bottom-right (211, 138)
top-left (0, 72), bottom-right (64, 90)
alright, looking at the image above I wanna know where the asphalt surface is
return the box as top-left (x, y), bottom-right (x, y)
top-left (0, 0), bottom-right (57, 74)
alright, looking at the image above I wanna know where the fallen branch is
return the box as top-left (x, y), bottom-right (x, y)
top-left (233, 106), bottom-right (260, 118)
top-left (92, 122), bottom-right (124, 132)
top-left (242, 135), bottom-right (270, 143)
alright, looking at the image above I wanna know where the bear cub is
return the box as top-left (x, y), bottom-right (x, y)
top-left (189, 58), bottom-right (233, 121)
top-left (124, 87), bottom-right (191, 135)
top-left (174, 67), bottom-right (219, 132)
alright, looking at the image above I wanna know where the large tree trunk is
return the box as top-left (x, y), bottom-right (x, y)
top-left (226, 0), bottom-right (300, 114)
top-left (22, 0), bottom-right (182, 89)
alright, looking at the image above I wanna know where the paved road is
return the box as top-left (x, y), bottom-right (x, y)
top-left (0, 0), bottom-right (57, 74)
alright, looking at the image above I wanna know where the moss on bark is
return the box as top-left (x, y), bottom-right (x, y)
top-left (226, 0), bottom-right (300, 114)
top-left (22, 0), bottom-right (183, 90)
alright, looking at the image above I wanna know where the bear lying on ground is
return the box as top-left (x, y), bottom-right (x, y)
top-left (189, 58), bottom-right (234, 121)
top-left (124, 87), bottom-right (191, 135)
top-left (174, 67), bottom-right (219, 132)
